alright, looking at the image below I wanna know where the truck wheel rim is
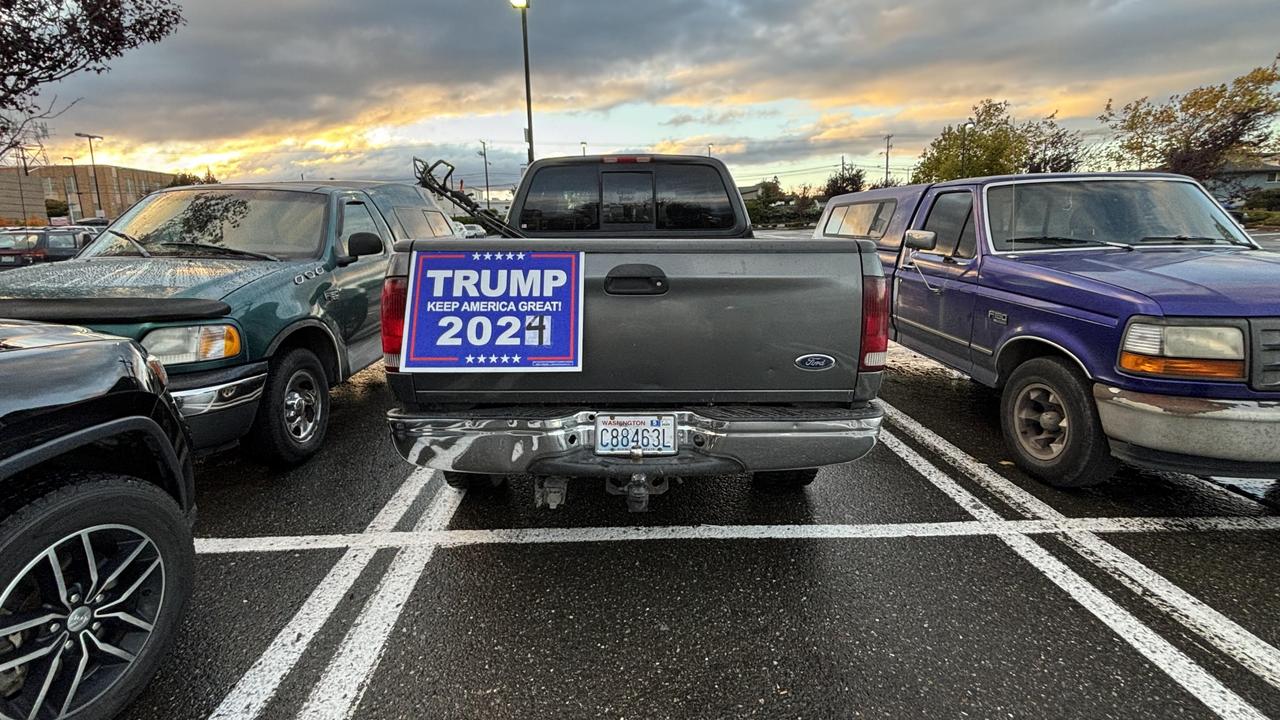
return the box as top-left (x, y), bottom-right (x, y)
top-left (1013, 382), bottom-right (1070, 461)
top-left (0, 524), bottom-right (165, 719)
top-left (283, 369), bottom-right (321, 443)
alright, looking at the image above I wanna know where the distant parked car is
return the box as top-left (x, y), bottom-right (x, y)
top-left (0, 227), bottom-right (95, 270)
top-left (463, 223), bottom-right (486, 238)
top-left (0, 319), bottom-right (195, 720)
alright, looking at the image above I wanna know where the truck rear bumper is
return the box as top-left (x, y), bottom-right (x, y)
top-left (386, 405), bottom-right (883, 477)
top-left (1093, 385), bottom-right (1280, 476)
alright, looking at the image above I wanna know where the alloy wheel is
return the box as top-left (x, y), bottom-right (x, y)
top-left (1012, 382), bottom-right (1070, 461)
top-left (282, 369), bottom-right (321, 443)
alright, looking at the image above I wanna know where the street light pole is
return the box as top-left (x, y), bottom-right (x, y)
top-left (707, 143), bottom-right (714, 158)
top-left (63, 156), bottom-right (84, 222)
top-left (511, 0), bottom-right (534, 165)
top-left (580, 141), bottom-right (587, 156)
top-left (959, 121), bottom-right (975, 178)
top-left (75, 132), bottom-right (105, 218)
top-left (478, 140), bottom-right (491, 211)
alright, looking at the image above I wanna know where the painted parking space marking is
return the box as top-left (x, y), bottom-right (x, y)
top-left (878, 430), bottom-right (1266, 719)
top-left (192, 514), bottom-right (1280, 555)
top-left (207, 468), bottom-right (438, 720)
top-left (299, 486), bottom-right (466, 720)
top-left (882, 401), bottom-right (1280, 695)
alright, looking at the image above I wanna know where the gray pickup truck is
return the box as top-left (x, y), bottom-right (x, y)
top-left (382, 155), bottom-right (887, 509)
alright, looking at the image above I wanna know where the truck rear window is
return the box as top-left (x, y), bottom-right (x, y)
top-left (824, 200), bottom-right (896, 239)
top-left (520, 166), bottom-right (600, 231)
top-left (519, 163), bottom-right (736, 232)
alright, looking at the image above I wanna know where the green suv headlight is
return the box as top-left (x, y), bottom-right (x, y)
top-left (142, 325), bottom-right (242, 365)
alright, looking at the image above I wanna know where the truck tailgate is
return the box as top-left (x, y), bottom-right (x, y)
top-left (389, 238), bottom-right (873, 405)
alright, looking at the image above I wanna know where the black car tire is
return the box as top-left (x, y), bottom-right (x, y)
top-left (0, 473), bottom-right (193, 720)
top-left (752, 468), bottom-right (819, 489)
top-left (1001, 356), bottom-right (1117, 488)
top-left (245, 347), bottom-right (330, 467)
top-left (442, 472), bottom-right (506, 491)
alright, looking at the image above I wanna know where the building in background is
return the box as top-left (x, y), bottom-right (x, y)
top-left (1209, 155), bottom-right (1280, 197)
top-left (0, 169), bottom-right (49, 225)
top-left (31, 164), bottom-right (175, 221)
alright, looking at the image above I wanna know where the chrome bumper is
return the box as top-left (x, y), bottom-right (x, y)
top-left (1093, 385), bottom-right (1280, 464)
top-left (171, 373), bottom-right (267, 418)
top-left (387, 407), bottom-right (883, 476)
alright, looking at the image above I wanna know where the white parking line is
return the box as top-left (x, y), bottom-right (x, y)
top-left (207, 468), bottom-right (438, 720)
top-left (879, 430), bottom-right (1265, 720)
top-left (192, 514), bottom-right (1280, 554)
top-left (298, 485), bottom-right (466, 720)
top-left (884, 402), bottom-right (1280, 695)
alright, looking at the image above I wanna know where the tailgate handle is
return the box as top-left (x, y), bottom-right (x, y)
top-left (605, 264), bottom-right (668, 295)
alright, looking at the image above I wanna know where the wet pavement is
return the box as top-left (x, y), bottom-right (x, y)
top-left (111, 339), bottom-right (1280, 720)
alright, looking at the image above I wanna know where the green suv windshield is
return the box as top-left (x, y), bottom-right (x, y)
top-left (81, 188), bottom-right (327, 260)
top-left (986, 179), bottom-right (1253, 252)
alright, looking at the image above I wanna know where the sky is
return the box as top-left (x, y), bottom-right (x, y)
top-left (24, 0), bottom-right (1280, 193)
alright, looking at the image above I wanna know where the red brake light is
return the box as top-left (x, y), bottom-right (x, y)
top-left (602, 156), bottom-right (651, 164)
top-left (860, 275), bottom-right (889, 371)
top-left (381, 277), bottom-right (408, 369)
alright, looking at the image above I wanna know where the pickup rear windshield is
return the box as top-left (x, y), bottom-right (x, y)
top-left (519, 163), bottom-right (735, 232)
top-left (987, 179), bottom-right (1252, 251)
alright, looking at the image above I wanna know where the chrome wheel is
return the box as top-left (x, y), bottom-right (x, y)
top-left (0, 525), bottom-right (164, 720)
top-left (282, 369), bottom-right (321, 444)
top-left (1012, 382), bottom-right (1070, 461)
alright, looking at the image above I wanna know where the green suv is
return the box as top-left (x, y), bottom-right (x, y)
top-left (0, 181), bottom-right (457, 465)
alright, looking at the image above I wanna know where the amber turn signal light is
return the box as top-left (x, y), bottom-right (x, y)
top-left (1118, 351), bottom-right (1245, 380)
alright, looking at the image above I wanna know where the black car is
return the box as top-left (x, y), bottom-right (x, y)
top-left (0, 320), bottom-right (194, 719)
top-left (0, 228), bottom-right (96, 270)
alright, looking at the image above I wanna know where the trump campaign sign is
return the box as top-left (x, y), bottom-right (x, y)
top-left (399, 250), bottom-right (584, 373)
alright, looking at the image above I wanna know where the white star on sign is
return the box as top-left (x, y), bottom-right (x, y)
top-left (489, 355), bottom-right (499, 363)
top-left (516, 252), bottom-right (525, 260)
top-left (465, 355), bottom-right (475, 364)
top-left (501, 355), bottom-right (511, 363)
top-left (472, 253), bottom-right (481, 260)
top-left (506, 252), bottom-right (515, 260)
top-left (476, 355), bottom-right (486, 364)
top-left (512, 354), bottom-right (522, 363)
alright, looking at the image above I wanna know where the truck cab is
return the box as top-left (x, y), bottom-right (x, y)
top-left (820, 173), bottom-right (1280, 487)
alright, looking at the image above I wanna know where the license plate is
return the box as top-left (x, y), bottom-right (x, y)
top-left (0, 257), bottom-right (14, 263)
top-left (594, 415), bottom-right (677, 456)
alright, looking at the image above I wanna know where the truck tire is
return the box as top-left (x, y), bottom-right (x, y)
top-left (245, 347), bottom-right (330, 467)
top-left (752, 469), bottom-right (819, 489)
top-left (0, 473), bottom-right (193, 720)
top-left (1001, 356), bottom-right (1117, 488)
top-left (442, 472), bottom-right (505, 491)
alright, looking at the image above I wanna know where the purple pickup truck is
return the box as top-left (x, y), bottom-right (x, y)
top-left (819, 172), bottom-right (1279, 487)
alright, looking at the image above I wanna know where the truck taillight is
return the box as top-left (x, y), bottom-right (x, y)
top-left (860, 275), bottom-right (889, 371)
top-left (381, 277), bottom-right (408, 369)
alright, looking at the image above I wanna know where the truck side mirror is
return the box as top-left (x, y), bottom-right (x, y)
top-left (904, 230), bottom-right (937, 251)
top-left (347, 232), bottom-right (384, 258)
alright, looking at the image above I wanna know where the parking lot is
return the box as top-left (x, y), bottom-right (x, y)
top-left (119, 326), bottom-right (1280, 719)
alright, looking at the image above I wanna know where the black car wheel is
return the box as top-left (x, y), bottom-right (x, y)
top-left (245, 347), bottom-right (330, 467)
top-left (0, 474), bottom-right (193, 720)
top-left (1001, 356), bottom-right (1117, 488)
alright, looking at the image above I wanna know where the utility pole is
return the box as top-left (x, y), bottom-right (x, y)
top-left (16, 146), bottom-right (29, 223)
top-left (478, 140), bottom-right (492, 210)
top-left (883, 134), bottom-right (894, 185)
top-left (841, 154), bottom-right (846, 174)
top-left (63, 157), bottom-right (83, 222)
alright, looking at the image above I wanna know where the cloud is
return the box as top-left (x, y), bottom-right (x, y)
top-left (27, 0), bottom-right (1280, 183)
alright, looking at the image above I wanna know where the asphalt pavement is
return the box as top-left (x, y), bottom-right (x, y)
top-left (118, 335), bottom-right (1280, 719)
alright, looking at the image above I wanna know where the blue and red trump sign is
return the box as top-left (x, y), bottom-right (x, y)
top-left (399, 250), bottom-right (584, 373)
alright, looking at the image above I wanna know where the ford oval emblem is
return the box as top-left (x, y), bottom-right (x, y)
top-left (795, 354), bottom-right (836, 371)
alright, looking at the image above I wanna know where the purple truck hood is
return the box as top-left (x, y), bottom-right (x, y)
top-left (1014, 248), bottom-right (1280, 317)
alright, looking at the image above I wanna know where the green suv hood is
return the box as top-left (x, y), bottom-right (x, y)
top-left (0, 256), bottom-right (302, 300)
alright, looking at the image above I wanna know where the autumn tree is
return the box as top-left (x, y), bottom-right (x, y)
top-left (167, 170), bottom-right (219, 187)
top-left (1021, 112), bottom-right (1089, 174)
top-left (823, 165), bottom-right (865, 197)
top-left (913, 100), bottom-right (1027, 182)
top-left (1099, 56), bottom-right (1280, 180)
top-left (1, 0), bottom-right (184, 160)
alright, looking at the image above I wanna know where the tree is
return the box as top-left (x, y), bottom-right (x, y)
top-left (913, 100), bottom-right (1027, 182)
top-left (1099, 56), bottom-right (1280, 180)
top-left (1, 0), bottom-right (184, 160)
top-left (45, 199), bottom-right (69, 218)
top-left (167, 170), bottom-right (219, 187)
top-left (1021, 112), bottom-right (1089, 174)
top-left (823, 165), bottom-right (865, 197)
top-left (868, 177), bottom-right (903, 190)
top-left (758, 177), bottom-right (784, 203)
